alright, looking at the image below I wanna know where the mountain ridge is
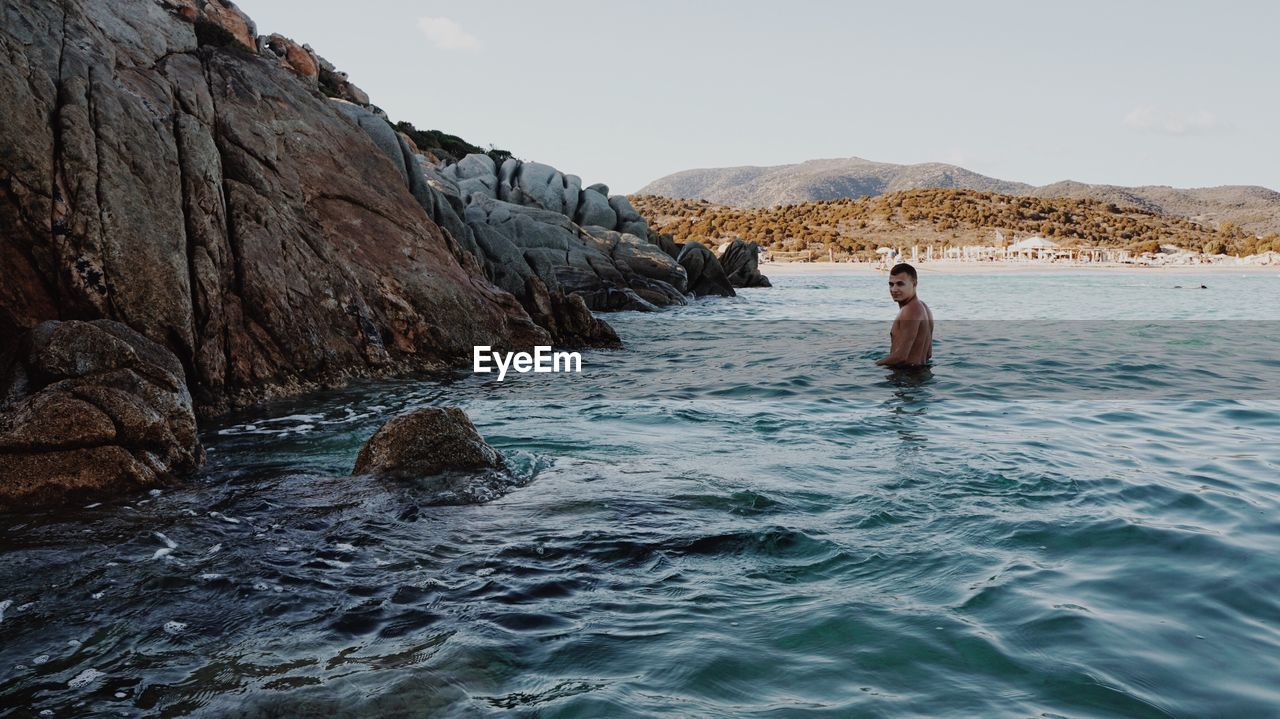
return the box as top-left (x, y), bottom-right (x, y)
top-left (638, 158), bottom-right (1280, 235)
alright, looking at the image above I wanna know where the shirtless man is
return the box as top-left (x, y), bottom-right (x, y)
top-left (876, 263), bottom-right (934, 367)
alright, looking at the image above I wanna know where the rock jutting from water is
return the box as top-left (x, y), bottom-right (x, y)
top-left (0, 320), bottom-right (203, 509)
top-left (354, 406), bottom-right (503, 477)
top-left (353, 407), bottom-right (518, 504)
top-left (718, 239), bottom-right (773, 288)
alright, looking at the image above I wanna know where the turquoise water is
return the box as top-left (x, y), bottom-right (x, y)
top-left (2, 270), bottom-right (1279, 717)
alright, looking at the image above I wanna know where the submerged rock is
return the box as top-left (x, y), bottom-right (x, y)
top-left (353, 407), bottom-right (516, 504)
top-left (0, 320), bottom-right (203, 509)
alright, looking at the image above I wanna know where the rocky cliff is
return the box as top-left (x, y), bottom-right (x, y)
top-left (1, 0), bottom-right (558, 417)
top-left (1, 0), bottom-right (765, 506)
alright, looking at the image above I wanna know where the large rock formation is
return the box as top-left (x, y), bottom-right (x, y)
top-left (330, 102), bottom-right (643, 337)
top-left (0, 320), bottom-right (203, 509)
top-left (0, 0), bottom-right (548, 417)
top-left (420, 152), bottom-right (719, 312)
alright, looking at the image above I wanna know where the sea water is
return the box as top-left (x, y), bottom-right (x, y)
top-left (1, 270), bottom-right (1278, 717)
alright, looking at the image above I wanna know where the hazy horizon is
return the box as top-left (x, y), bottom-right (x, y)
top-left (236, 0), bottom-right (1280, 195)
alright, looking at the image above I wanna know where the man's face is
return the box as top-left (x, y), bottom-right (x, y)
top-left (889, 273), bottom-right (916, 303)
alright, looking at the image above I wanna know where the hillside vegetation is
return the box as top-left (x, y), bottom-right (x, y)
top-left (637, 157), bottom-right (1280, 236)
top-left (630, 189), bottom-right (1280, 259)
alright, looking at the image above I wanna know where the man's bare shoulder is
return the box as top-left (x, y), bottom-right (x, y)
top-left (900, 300), bottom-right (930, 319)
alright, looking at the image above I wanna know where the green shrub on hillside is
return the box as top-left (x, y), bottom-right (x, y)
top-left (395, 121), bottom-right (513, 166)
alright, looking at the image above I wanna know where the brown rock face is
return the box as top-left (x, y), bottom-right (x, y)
top-left (0, 320), bottom-right (203, 509)
top-left (0, 0), bottom-right (547, 418)
top-left (353, 407), bottom-right (503, 478)
top-left (198, 0), bottom-right (257, 50)
top-left (264, 34), bottom-right (318, 81)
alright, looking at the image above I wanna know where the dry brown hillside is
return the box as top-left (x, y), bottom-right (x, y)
top-left (630, 189), bottom-right (1280, 260)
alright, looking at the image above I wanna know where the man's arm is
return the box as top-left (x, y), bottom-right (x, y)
top-left (876, 314), bottom-right (922, 366)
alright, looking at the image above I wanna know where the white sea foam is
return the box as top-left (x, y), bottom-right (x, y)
top-left (0, 598), bottom-right (11, 624)
top-left (68, 668), bottom-right (102, 688)
top-left (209, 512), bottom-right (240, 524)
top-left (163, 621), bottom-right (187, 634)
top-left (206, 544), bottom-right (222, 555)
top-left (333, 543), bottom-right (357, 552)
top-left (151, 548), bottom-right (174, 560)
top-left (271, 413), bottom-right (323, 424)
top-left (33, 654), bottom-right (49, 665)
top-left (154, 532), bottom-right (177, 549)
top-left (198, 573), bottom-right (224, 581)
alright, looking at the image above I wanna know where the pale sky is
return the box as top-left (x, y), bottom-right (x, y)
top-left (236, 0), bottom-right (1279, 195)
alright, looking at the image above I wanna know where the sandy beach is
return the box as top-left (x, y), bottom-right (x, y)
top-left (762, 261), bottom-right (1280, 275)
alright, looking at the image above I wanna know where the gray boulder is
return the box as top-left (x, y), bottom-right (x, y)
top-left (609, 195), bottom-right (649, 237)
top-left (456, 153), bottom-right (496, 180)
top-left (575, 187), bottom-right (617, 229)
top-left (516, 161), bottom-right (575, 215)
top-left (457, 175), bottom-right (497, 203)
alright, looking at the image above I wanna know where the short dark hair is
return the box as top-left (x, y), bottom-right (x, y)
top-left (889, 263), bottom-right (917, 281)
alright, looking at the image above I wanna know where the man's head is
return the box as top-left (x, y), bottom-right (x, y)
top-left (888, 263), bottom-right (918, 304)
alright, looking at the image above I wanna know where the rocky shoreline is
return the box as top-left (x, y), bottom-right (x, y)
top-left (0, 0), bottom-right (769, 509)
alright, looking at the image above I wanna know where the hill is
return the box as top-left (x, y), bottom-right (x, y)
top-left (637, 159), bottom-right (1280, 236)
top-left (639, 157), bottom-right (1031, 208)
top-left (629, 189), bottom-right (1280, 260)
